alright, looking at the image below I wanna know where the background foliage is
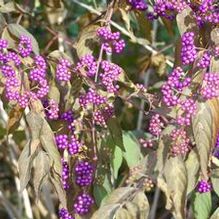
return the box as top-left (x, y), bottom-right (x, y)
top-left (0, 0), bottom-right (219, 219)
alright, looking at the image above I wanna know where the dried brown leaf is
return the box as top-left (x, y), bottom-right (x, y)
top-left (33, 150), bottom-right (50, 199)
top-left (7, 105), bottom-right (24, 134)
top-left (164, 157), bottom-right (187, 219)
top-left (192, 98), bottom-right (219, 179)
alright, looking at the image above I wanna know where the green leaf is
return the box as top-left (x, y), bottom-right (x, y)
top-left (164, 157), bottom-right (187, 219)
top-left (112, 146), bottom-right (123, 179)
top-left (93, 185), bottom-right (108, 207)
top-left (192, 99), bottom-right (219, 179)
top-left (192, 192), bottom-right (212, 219)
top-left (7, 23), bottom-right (39, 54)
top-left (123, 132), bottom-right (143, 167)
top-left (107, 117), bottom-right (124, 151)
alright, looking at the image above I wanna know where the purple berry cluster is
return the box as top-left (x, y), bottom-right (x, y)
top-left (44, 99), bottom-right (59, 120)
top-left (148, 114), bottom-right (164, 137)
top-left (56, 59), bottom-right (72, 82)
top-left (176, 98), bottom-right (197, 126)
top-left (60, 110), bottom-right (75, 131)
top-left (73, 193), bottom-right (94, 215)
top-left (62, 160), bottom-right (70, 190)
top-left (0, 39), bottom-right (8, 50)
top-left (195, 0), bottom-right (219, 25)
top-left (201, 73), bottom-right (219, 99)
top-left (94, 104), bottom-right (114, 127)
top-left (0, 37), bottom-right (49, 108)
top-left (79, 88), bottom-right (107, 108)
top-left (75, 55), bottom-right (97, 77)
top-left (100, 60), bottom-right (122, 93)
top-left (97, 27), bottom-right (125, 54)
top-left (18, 35), bottom-right (32, 57)
top-left (127, 0), bottom-right (148, 11)
top-left (181, 32), bottom-right (197, 65)
top-left (162, 67), bottom-right (191, 106)
top-left (55, 134), bottom-right (81, 155)
top-left (197, 180), bottom-right (212, 193)
top-left (56, 134), bottom-right (69, 150)
top-left (68, 135), bottom-right (82, 155)
top-left (29, 55), bottom-right (49, 99)
top-left (74, 161), bottom-right (94, 186)
top-left (139, 138), bottom-right (153, 148)
top-left (6, 52), bottom-right (21, 66)
top-left (59, 208), bottom-right (74, 219)
top-left (197, 52), bottom-right (211, 69)
top-left (171, 129), bottom-right (190, 156)
top-left (147, 0), bottom-right (187, 20)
